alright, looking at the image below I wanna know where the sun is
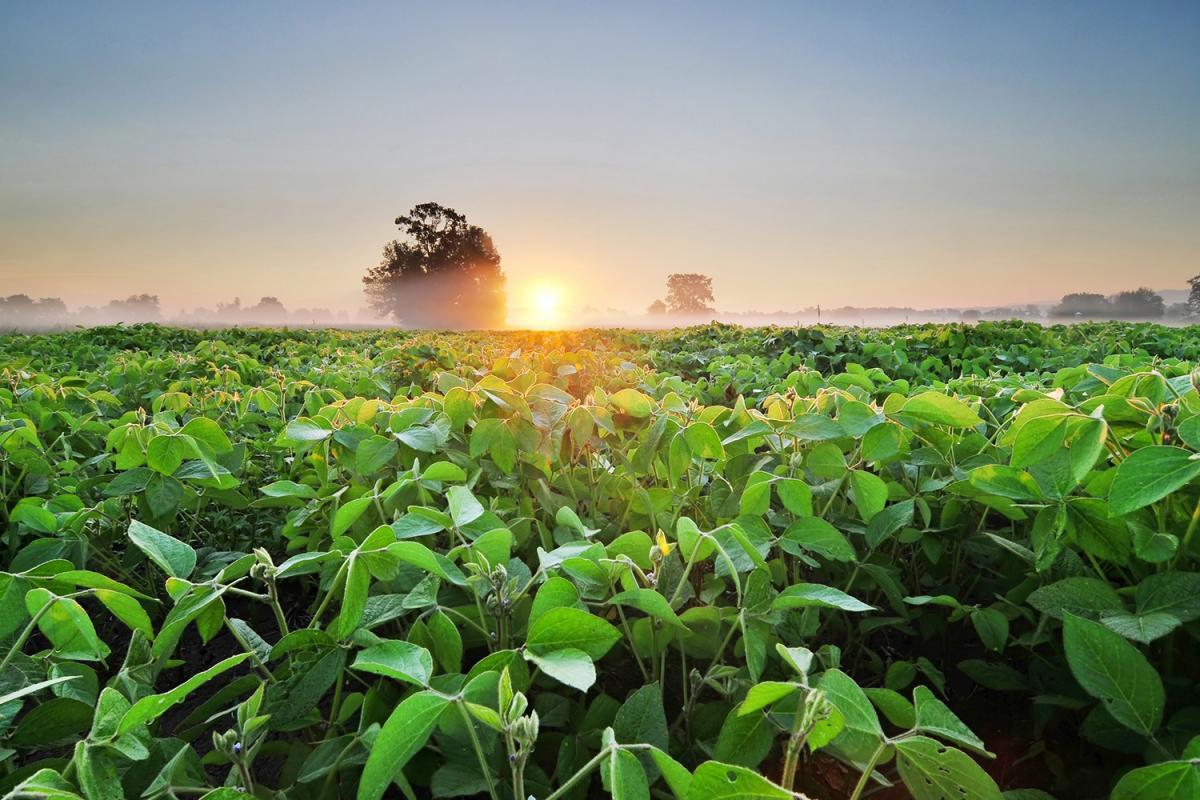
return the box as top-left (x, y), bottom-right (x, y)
top-left (526, 284), bottom-right (565, 329)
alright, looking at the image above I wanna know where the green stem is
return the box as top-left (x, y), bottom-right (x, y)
top-left (614, 606), bottom-right (650, 681)
top-left (0, 599), bottom-right (54, 673)
top-left (847, 741), bottom-right (888, 800)
top-left (668, 545), bottom-right (699, 607)
top-left (309, 559), bottom-right (348, 628)
top-left (455, 701), bottom-right (499, 800)
top-left (544, 747), bottom-right (611, 800)
top-left (1172, 495), bottom-right (1200, 567)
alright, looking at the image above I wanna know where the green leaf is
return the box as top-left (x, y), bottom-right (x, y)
top-left (10, 697), bottom-right (92, 746)
top-left (421, 461), bottom-right (467, 482)
top-left (128, 519), bottom-right (197, 578)
top-left (968, 465), bottom-right (1044, 501)
top-left (614, 682), bottom-right (669, 780)
top-left (970, 607), bottom-right (1008, 654)
top-left (528, 576), bottom-right (582, 629)
top-left (0, 675), bottom-right (80, 707)
top-left (648, 746), bottom-right (693, 799)
top-left (11, 504), bottom-right (58, 533)
top-left (849, 470), bottom-right (888, 522)
top-left (772, 583), bottom-right (873, 613)
top-left (427, 609), bottom-right (463, 673)
top-left (526, 606), bottom-right (621, 660)
top-left (818, 669), bottom-right (883, 739)
top-left (1062, 611), bottom-right (1164, 735)
top-left (7, 768), bottom-right (84, 800)
top-left (447, 485), bottom-right (484, 527)
top-left (335, 556), bottom-right (370, 640)
top-left (614, 683), bottom-right (668, 751)
top-left (864, 688), bottom-right (915, 728)
top-left (260, 480), bottom-right (317, 499)
top-left (685, 761), bottom-right (794, 800)
top-left (776, 478), bottom-right (813, 516)
top-left (351, 640), bottom-right (434, 687)
top-left (1027, 577), bottom-right (1124, 620)
top-left (738, 681), bottom-right (798, 715)
top-left (180, 417), bottom-right (232, 453)
top-left (609, 589), bottom-right (689, 631)
top-left (607, 747), bottom-right (650, 800)
top-left (356, 435), bottom-right (399, 475)
top-left (864, 499), bottom-right (914, 549)
top-left (1111, 760), bottom-right (1200, 800)
top-left (894, 736), bottom-right (1002, 800)
top-left (118, 653), bottom-right (251, 733)
top-left (331, 495), bottom-right (373, 537)
top-left (684, 422), bottom-right (725, 460)
top-left (144, 473), bottom-right (182, 517)
top-left (1100, 611), bottom-right (1181, 644)
top-left (779, 517), bottom-right (856, 562)
top-left (913, 685), bottom-right (990, 756)
top-left (525, 647), bottom-right (596, 693)
top-left (76, 741), bottom-right (122, 800)
top-left (1109, 446), bottom-right (1200, 514)
top-left (284, 417), bottom-right (332, 443)
top-left (610, 388), bottom-right (653, 418)
top-left (387, 541), bottom-right (467, 585)
top-left (1011, 415), bottom-right (1069, 468)
top-left (1135, 572), bottom-right (1200, 622)
top-left (901, 392), bottom-right (983, 428)
top-left (95, 590), bottom-right (154, 638)
top-left (714, 706), bottom-right (773, 767)
top-left (357, 690), bottom-right (451, 800)
top-left (24, 588), bottom-right (108, 661)
top-left (146, 435), bottom-right (190, 476)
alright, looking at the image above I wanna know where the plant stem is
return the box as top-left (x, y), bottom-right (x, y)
top-left (1172, 495), bottom-right (1200, 567)
top-left (455, 701), bottom-right (499, 800)
top-left (544, 747), bottom-right (611, 800)
top-left (847, 742), bottom-right (888, 800)
top-left (0, 599), bottom-right (53, 673)
top-left (309, 559), bottom-right (348, 628)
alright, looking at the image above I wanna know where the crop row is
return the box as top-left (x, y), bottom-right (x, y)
top-left (0, 322), bottom-right (1198, 799)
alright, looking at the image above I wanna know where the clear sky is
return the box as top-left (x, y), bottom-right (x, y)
top-left (2, 1), bottom-right (1198, 323)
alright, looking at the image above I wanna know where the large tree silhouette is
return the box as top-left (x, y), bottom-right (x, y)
top-left (664, 273), bottom-right (715, 314)
top-left (363, 203), bottom-right (506, 328)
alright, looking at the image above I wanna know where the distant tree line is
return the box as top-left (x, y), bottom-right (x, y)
top-left (0, 293), bottom-right (353, 330)
top-left (1048, 286), bottom-right (1189, 320)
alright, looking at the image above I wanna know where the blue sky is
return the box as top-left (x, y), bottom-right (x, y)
top-left (2, 1), bottom-right (1198, 320)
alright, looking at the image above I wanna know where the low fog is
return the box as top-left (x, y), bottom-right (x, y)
top-left (3, 291), bottom-right (1196, 333)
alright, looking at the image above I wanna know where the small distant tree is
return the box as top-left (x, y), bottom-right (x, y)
top-left (247, 296), bottom-right (288, 322)
top-left (1187, 274), bottom-right (1200, 317)
top-left (104, 294), bottom-right (161, 321)
top-left (36, 297), bottom-right (67, 317)
top-left (647, 299), bottom-right (667, 315)
top-left (664, 273), bottom-right (715, 314)
top-left (363, 203), bottom-right (506, 329)
top-left (1110, 287), bottom-right (1164, 319)
top-left (1051, 293), bottom-right (1109, 318)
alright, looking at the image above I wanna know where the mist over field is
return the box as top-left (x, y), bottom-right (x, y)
top-left (2, 290), bottom-right (1195, 332)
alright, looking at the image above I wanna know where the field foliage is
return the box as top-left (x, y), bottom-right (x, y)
top-left (1, 321), bottom-right (1199, 799)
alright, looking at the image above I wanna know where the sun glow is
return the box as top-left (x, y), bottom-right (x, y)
top-left (525, 283), bottom-right (565, 329)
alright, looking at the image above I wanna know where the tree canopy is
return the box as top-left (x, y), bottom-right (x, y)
top-left (1050, 288), bottom-right (1166, 320)
top-left (363, 203), bottom-right (506, 329)
top-left (664, 273), bottom-right (715, 314)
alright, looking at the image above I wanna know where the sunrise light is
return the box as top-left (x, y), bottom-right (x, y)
top-left (525, 283), bottom-right (565, 328)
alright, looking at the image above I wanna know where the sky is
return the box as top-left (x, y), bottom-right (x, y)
top-left (2, 1), bottom-right (1199, 325)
